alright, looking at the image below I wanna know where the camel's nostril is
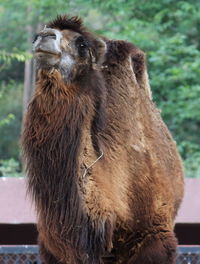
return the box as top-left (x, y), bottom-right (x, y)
top-left (37, 30), bottom-right (57, 40)
top-left (42, 33), bottom-right (56, 40)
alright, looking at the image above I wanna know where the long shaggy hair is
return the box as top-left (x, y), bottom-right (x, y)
top-left (22, 15), bottom-right (184, 264)
top-left (22, 66), bottom-right (109, 262)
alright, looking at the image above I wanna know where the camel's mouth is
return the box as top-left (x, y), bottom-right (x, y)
top-left (33, 47), bottom-right (61, 68)
top-left (35, 49), bottom-right (61, 57)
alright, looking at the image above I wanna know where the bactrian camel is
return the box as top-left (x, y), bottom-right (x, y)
top-left (21, 15), bottom-right (184, 264)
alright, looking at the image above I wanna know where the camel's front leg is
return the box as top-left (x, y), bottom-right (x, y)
top-left (127, 230), bottom-right (177, 264)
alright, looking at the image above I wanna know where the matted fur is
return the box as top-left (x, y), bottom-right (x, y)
top-left (21, 15), bottom-right (184, 264)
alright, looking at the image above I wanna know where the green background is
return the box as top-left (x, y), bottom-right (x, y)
top-left (0, 0), bottom-right (200, 177)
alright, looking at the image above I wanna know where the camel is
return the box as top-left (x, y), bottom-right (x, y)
top-left (21, 15), bottom-right (184, 264)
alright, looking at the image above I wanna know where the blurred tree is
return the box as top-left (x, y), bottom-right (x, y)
top-left (94, 0), bottom-right (200, 177)
top-left (0, 50), bottom-right (28, 177)
top-left (0, 0), bottom-right (199, 177)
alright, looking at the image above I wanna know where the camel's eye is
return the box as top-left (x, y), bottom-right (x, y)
top-left (75, 36), bottom-right (89, 57)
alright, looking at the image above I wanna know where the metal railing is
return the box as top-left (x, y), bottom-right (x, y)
top-left (0, 246), bottom-right (41, 264)
top-left (0, 246), bottom-right (200, 263)
top-left (177, 246), bottom-right (200, 264)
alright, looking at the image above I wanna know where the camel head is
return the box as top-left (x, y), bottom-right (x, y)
top-left (32, 16), bottom-right (107, 82)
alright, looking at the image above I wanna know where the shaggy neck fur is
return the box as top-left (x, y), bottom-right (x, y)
top-left (22, 68), bottom-right (109, 263)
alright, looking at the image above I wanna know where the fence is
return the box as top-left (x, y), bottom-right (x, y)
top-left (177, 247), bottom-right (200, 264)
top-left (0, 246), bottom-right (200, 263)
top-left (0, 246), bottom-right (41, 264)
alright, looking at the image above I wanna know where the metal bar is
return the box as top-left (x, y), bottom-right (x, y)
top-left (0, 245), bottom-right (39, 254)
top-left (0, 246), bottom-right (200, 263)
top-left (177, 246), bottom-right (200, 254)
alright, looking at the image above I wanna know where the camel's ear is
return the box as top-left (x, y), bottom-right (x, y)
top-left (93, 38), bottom-right (107, 65)
top-left (131, 50), bottom-right (152, 100)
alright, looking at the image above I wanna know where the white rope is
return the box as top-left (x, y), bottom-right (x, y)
top-left (53, 150), bottom-right (104, 203)
top-left (82, 150), bottom-right (104, 178)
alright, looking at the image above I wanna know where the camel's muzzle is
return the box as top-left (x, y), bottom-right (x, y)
top-left (33, 28), bottom-right (62, 66)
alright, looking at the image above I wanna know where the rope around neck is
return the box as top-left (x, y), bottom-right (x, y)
top-left (82, 150), bottom-right (104, 178)
top-left (53, 150), bottom-right (104, 203)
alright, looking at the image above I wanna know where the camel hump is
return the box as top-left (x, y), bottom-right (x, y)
top-left (104, 39), bottom-right (152, 99)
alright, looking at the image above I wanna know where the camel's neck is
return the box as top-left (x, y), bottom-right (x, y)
top-left (23, 70), bottom-right (94, 201)
top-left (22, 69), bottom-right (108, 262)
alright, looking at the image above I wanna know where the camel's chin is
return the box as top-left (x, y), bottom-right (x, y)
top-left (34, 52), bottom-right (60, 68)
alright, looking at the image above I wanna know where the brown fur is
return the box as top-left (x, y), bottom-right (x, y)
top-left (21, 16), bottom-right (184, 264)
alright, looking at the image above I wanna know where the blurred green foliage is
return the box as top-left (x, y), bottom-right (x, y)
top-left (0, 158), bottom-right (22, 177)
top-left (0, 0), bottom-right (199, 177)
top-left (0, 78), bottom-right (23, 177)
top-left (0, 81), bottom-right (23, 160)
